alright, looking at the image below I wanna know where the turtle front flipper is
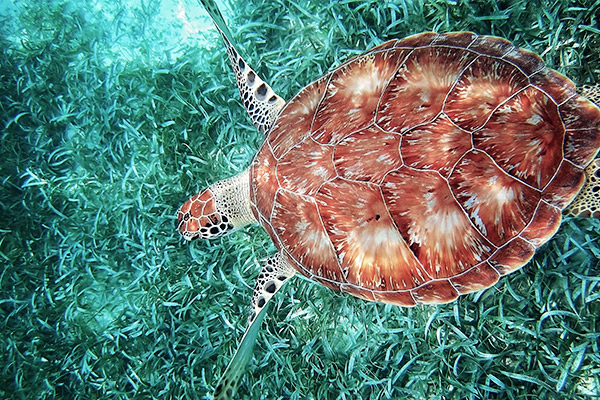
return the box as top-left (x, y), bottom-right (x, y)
top-left (214, 251), bottom-right (296, 400)
top-left (198, 0), bottom-right (286, 134)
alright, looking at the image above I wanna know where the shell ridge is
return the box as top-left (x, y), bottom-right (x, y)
top-left (502, 57), bottom-right (546, 80)
top-left (334, 122), bottom-right (380, 147)
top-left (332, 123), bottom-right (404, 185)
top-left (446, 278), bottom-right (461, 295)
top-left (311, 172), bottom-right (338, 202)
top-left (268, 187), bottom-right (283, 223)
top-left (373, 48), bottom-right (415, 124)
top-left (513, 198), bottom-right (562, 241)
top-left (516, 199), bottom-right (562, 247)
top-left (500, 47), bottom-right (546, 79)
top-left (441, 163), bottom-right (502, 252)
top-left (307, 72), bottom-right (336, 142)
top-left (268, 133), bottom-right (283, 161)
top-left (377, 118), bottom-right (443, 138)
top-left (331, 134), bottom-right (342, 180)
top-left (381, 166), bottom-right (495, 285)
top-left (313, 203), bottom-right (349, 282)
top-left (448, 148), bottom-right (544, 247)
top-left (397, 130), bottom-right (405, 168)
top-left (307, 74), bottom-right (334, 142)
top-left (480, 36), bottom-right (516, 59)
top-left (433, 123), bottom-right (471, 179)
top-left (541, 159), bottom-right (581, 193)
top-left (269, 190), bottom-right (346, 283)
top-left (280, 244), bottom-right (319, 282)
top-left (446, 60), bottom-right (530, 133)
top-left (552, 124), bottom-right (568, 191)
top-left (375, 182), bottom-right (431, 279)
top-left (427, 32), bottom-right (445, 46)
top-left (531, 84), bottom-right (564, 106)
top-left (448, 260), bottom-right (497, 280)
top-left (557, 92), bottom-right (578, 108)
top-left (462, 32), bottom-right (481, 50)
top-left (332, 39), bottom-right (399, 72)
top-left (439, 53), bottom-right (482, 115)
top-left (464, 83), bottom-right (527, 133)
top-left (373, 47), bottom-right (415, 126)
top-left (563, 126), bottom-right (600, 132)
top-left (361, 276), bottom-right (464, 294)
top-left (476, 85), bottom-right (567, 189)
top-left (451, 149), bottom-right (543, 244)
top-left (274, 134), bottom-right (323, 165)
top-left (274, 186), bottom-right (335, 274)
top-left (476, 146), bottom-right (543, 193)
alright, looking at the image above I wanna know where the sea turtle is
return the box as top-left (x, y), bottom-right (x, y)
top-left (177, 1), bottom-right (600, 398)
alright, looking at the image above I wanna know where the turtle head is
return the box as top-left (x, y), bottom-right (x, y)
top-left (177, 188), bottom-right (231, 240)
top-left (177, 169), bottom-right (256, 241)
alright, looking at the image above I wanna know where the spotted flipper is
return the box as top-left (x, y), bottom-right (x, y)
top-left (198, 0), bottom-right (286, 134)
top-left (565, 159), bottom-right (600, 218)
top-left (579, 83), bottom-right (600, 106)
top-left (214, 251), bottom-right (296, 400)
top-left (565, 84), bottom-right (600, 218)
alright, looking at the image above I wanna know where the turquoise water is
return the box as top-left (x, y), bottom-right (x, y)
top-left (1, 0), bottom-right (599, 399)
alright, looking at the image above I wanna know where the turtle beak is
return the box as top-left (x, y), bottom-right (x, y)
top-left (176, 198), bottom-right (201, 240)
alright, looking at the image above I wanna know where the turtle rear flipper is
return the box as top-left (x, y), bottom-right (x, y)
top-left (198, 0), bottom-right (286, 134)
top-left (565, 159), bottom-right (600, 218)
top-left (214, 251), bottom-right (296, 400)
top-left (579, 83), bottom-right (600, 106)
top-left (565, 84), bottom-right (600, 218)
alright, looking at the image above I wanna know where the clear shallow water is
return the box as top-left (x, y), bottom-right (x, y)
top-left (1, 0), bottom-right (599, 399)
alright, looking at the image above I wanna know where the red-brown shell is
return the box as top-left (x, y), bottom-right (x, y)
top-left (249, 32), bottom-right (600, 306)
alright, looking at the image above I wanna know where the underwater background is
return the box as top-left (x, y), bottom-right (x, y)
top-left (1, 0), bottom-right (599, 398)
